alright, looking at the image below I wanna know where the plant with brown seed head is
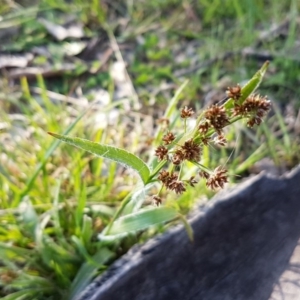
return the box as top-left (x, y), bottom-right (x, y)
top-left (200, 136), bottom-right (211, 145)
top-left (198, 121), bottom-right (210, 135)
top-left (188, 176), bottom-right (198, 187)
top-left (233, 94), bottom-right (271, 127)
top-left (158, 170), bottom-right (170, 184)
top-left (155, 145), bottom-right (169, 161)
top-left (152, 62), bottom-right (271, 202)
top-left (199, 171), bottom-right (210, 179)
top-left (204, 105), bottom-right (230, 134)
top-left (180, 139), bottom-right (201, 161)
top-left (213, 134), bottom-right (227, 146)
top-left (172, 149), bottom-right (185, 165)
top-left (152, 195), bottom-right (162, 206)
top-left (162, 132), bottom-right (176, 145)
top-left (49, 62), bottom-right (271, 239)
top-left (206, 166), bottom-right (228, 190)
top-left (226, 84), bottom-right (242, 100)
top-left (168, 179), bottom-right (186, 194)
top-left (181, 106), bottom-right (194, 118)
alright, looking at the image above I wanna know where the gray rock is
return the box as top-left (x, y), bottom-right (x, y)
top-left (78, 166), bottom-right (300, 300)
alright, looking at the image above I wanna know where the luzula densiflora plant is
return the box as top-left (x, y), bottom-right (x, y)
top-left (49, 61), bottom-right (271, 237)
top-left (152, 81), bottom-right (270, 205)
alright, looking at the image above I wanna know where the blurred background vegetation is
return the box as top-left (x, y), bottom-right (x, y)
top-left (0, 0), bottom-right (300, 299)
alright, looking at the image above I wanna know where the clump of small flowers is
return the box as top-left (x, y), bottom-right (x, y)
top-left (153, 80), bottom-right (271, 205)
top-left (226, 84), bottom-right (242, 100)
top-left (162, 132), bottom-right (176, 145)
top-left (233, 94), bottom-right (271, 127)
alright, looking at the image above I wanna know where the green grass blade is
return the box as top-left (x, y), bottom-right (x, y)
top-left (17, 108), bottom-right (88, 203)
top-left (153, 80), bottom-right (189, 145)
top-left (48, 133), bottom-right (150, 184)
top-left (122, 183), bottom-right (156, 215)
top-left (0, 242), bottom-right (33, 257)
top-left (107, 206), bottom-right (178, 235)
top-left (178, 214), bottom-right (194, 242)
top-left (164, 79), bottom-right (189, 119)
top-left (1, 289), bottom-right (37, 300)
top-left (68, 248), bottom-right (114, 300)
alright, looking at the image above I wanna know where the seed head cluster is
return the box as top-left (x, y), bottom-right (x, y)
top-left (153, 80), bottom-right (271, 200)
top-left (206, 166), bottom-right (228, 190)
top-left (201, 105), bottom-right (230, 135)
top-left (162, 132), bottom-right (176, 145)
top-left (152, 195), bottom-right (162, 206)
top-left (226, 84), bottom-right (242, 100)
top-left (233, 94), bottom-right (271, 127)
top-left (158, 171), bottom-right (186, 194)
top-left (213, 134), bottom-right (227, 146)
top-left (155, 145), bottom-right (168, 161)
top-left (181, 106), bottom-right (194, 118)
top-left (181, 139), bottom-right (201, 161)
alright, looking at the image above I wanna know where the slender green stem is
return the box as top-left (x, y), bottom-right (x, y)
top-left (191, 161), bottom-right (212, 173)
top-left (103, 191), bottom-right (134, 235)
top-left (147, 159), bottom-right (168, 182)
top-left (178, 163), bottom-right (183, 179)
top-left (157, 184), bottom-right (164, 196)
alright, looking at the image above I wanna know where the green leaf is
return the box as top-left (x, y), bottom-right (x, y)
top-left (68, 248), bottom-right (114, 300)
top-left (165, 79), bottom-right (189, 119)
top-left (48, 133), bottom-right (151, 184)
top-left (107, 206), bottom-right (178, 235)
top-left (178, 214), bottom-right (194, 242)
top-left (153, 80), bottom-right (189, 145)
top-left (122, 183), bottom-right (156, 215)
top-left (1, 289), bottom-right (37, 300)
top-left (18, 199), bottom-right (38, 238)
top-left (224, 61), bottom-right (269, 109)
top-left (0, 242), bottom-right (33, 258)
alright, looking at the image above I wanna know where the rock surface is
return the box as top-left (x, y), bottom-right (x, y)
top-left (77, 166), bottom-right (300, 300)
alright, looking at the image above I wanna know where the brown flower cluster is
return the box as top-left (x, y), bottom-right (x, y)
top-left (154, 80), bottom-right (270, 200)
top-left (155, 145), bottom-right (168, 161)
top-left (226, 84), bottom-right (242, 100)
top-left (162, 132), bottom-right (176, 145)
top-left (200, 136), bottom-right (211, 145)
top-left (213, 134), bottom-right (227, 146)
top-left (158, 170), bottom-right (186, 194)
top-left (198, 121), bottom-right (210, 135)
top-left (188, 176), bottom-right (198, 187)
top-left (199, 105), bottom-right (230, 135)
top-left (233, 94), bottom-right (271, 127)
top-left (152, 195), bottom-right (162, 206)
top-left (206, 166), bottom-right (228, 190)
top-left (156, 138), bottom-right (201, 164)
top-left (181, 106), bottom-right (194, 118)
top-left (172, 139), bottom-right (201, 165)
top-left (181, 139), bottom-right (201, 161)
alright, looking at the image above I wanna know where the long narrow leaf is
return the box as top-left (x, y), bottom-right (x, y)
top-left (122, 183), bottom-right (156, 215)
top-left (1, 290), bottom-right (37, 300)
top-left (48, 133), bottom-right (150, 184)
top-left (107, 206), bottom-right (178, 235)
top-left (68, 248), bottom-right (114, 300)
top-left (153, 80), bottom-right (189, 145)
